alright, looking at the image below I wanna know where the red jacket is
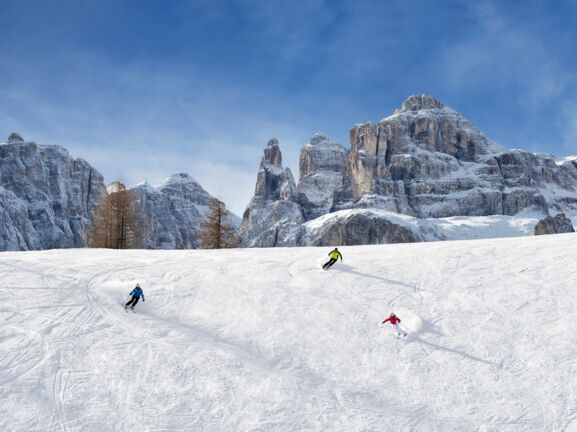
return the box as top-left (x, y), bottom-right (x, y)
top-left (382, 316), bottom-right (401, 325)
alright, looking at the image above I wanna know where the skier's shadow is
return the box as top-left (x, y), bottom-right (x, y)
top-left (411, 319), bottom-right (496, 367)
top-left (337, 264), bottom-right (416, 290)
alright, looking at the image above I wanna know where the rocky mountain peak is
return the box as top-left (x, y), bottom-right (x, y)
top-left (400, 94), bottom-right (444, 112)
top-left (239, 138), bottom-right (304, 247)
top-left (159, 172), bottom-right (199, 187)
top-left (299, 132), bottom-right (347, 179)
top-left (263, 138), bottom-right (282, 166)
top-left (309, 132), bottom-right (337, 147)
top-left (298, 132), bottom-right (348, 221)
top-left (132, 172), bottom-right (217, 249)
top-left (7, 133), bottom-right (24, 143)
top-left (241, 94), bottom-right (577, 247)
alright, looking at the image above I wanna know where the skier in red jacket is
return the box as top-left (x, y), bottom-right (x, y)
top-left (382, 313), bottom-right (407, 338)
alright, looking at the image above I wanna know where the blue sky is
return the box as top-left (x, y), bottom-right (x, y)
top-left (1, 0), bottom-right (576, 215)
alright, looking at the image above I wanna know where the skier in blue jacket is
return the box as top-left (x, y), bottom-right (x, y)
top-left (125, 284), bottom-right (145, 311)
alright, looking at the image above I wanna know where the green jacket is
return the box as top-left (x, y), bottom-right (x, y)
top-left (329, 250), bottom-right (342, 260)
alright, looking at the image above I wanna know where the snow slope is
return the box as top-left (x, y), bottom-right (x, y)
top-left (1, 234), bottom-right (577, 431)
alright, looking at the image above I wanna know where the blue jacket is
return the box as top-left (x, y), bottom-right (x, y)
top-left (130, 287), bottom-right (144, 300)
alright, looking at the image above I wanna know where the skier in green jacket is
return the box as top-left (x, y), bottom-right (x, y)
top-left (322, 248), bottom-right (342, 270)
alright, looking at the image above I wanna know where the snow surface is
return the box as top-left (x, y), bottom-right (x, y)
top-left (555, 155), bottom-right (577, 166)
top-left (2, 234), bottom-right (577, 431)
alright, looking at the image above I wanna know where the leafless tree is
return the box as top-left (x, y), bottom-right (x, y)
top-left (85, 182), bottom-right (147, 249)
top-left (198, 198), bottom-right (238, 249)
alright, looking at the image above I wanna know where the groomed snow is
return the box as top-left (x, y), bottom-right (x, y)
top-left (1, 234), bottom-right (577, 431)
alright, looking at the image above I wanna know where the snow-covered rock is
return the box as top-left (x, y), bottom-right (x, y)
top-left (239, 138), bottom-right (304, 247)
top-left (0, 135), bottom-right (241, 251)
top-left (298, 132), bottom-right (348, 221)
top-left (132, 173), bottom-right (219, 249)
top-left (534, 213), bottom-right (575, 235)
top-left (0, 186), bottom-right (41, 250)
top-left (241, 95), bottom-right (577, 247)
top-left (338, 95), bottom-right (577, 218)
top-left (302, 208), bottom-right (544, 246)
top-left (0, 135), bottom-right (236, 251)
top-left (304, 209), bottom-right (422, 246)
top-left (0, 134), bottom-right (105, 250)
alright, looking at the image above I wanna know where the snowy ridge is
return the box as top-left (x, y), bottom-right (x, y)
top-left (1, 234), bottom-right (577, 430)
top-left (304, 207), bottom-right (544, 242)
top-left (555, 155), bottom-right (577, 166)
top-left (155, 172), bottom-right (200, 189)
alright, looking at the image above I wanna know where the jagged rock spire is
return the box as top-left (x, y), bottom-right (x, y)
top-left (240, 138), bottom-right (304, 247)
top-left (253, 138), bottom-right (297, 202)
top-left (262, 138), bottom-right (282, 166)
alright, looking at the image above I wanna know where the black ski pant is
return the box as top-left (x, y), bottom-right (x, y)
top-left (125, 296), bottom-right (140, 308)
top-left (323, 258), bottom-right (337, 269)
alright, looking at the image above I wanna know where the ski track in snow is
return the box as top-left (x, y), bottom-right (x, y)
top-left (0, 237), bottom-right (577, 431)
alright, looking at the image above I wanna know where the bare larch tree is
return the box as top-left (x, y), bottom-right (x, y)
top-left (198, 198), bottom-right (238, 249)
top-left (85, 181), bottom-right (147, 249)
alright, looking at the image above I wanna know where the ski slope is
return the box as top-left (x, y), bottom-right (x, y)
top-left (1, 234), bottom-right (577, 431)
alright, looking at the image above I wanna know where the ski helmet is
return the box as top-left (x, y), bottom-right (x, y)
top-left (390, 313), bottom-right (395, 317)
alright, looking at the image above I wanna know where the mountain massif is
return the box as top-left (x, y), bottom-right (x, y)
top-left (239, 95), bottom-right (577, 246)
top-left (2, 95), bottom-right (576, 251)
top-left (0, 135), bottom-right (218, 250)
top-left (132, 173), bottom-right (216, 249)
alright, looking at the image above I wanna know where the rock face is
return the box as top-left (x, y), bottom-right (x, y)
top-left (0, 135), bottom-right (105, 250)
top-left (132, 173), bottom-right (218, 249)
top-left (298, 133), bottom-right (348, 221)
top-left (0, 136), bottom-right (234, 251)
top-left (239, 138), bottom-right (304, 247)
top-left (241, 95), bottom-right (577, 247)
top-left (534, 213), bottom-right (575, 235)
top-left (305, 211), bottom-right (422, 246)
top-left (337, 94), bottom-right (569, 218)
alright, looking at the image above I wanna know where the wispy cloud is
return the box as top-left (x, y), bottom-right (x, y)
top-left (440, 1), bottom-right (573, 109)
top-left (2, 0), bottom-right (577, 211)
top-left (0, 49), bottom-right (317, 215)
